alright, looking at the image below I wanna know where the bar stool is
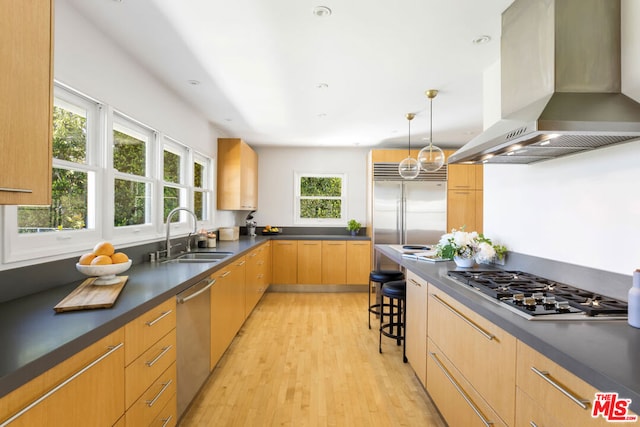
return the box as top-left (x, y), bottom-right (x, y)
top-left (368, 270), bottom-right (404, 329)
top-left (378, 280), bottom-right (407, 363)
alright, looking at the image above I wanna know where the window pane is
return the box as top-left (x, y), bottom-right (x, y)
top-left (163, 186), bottom-right (180, 222)
top-left (194, 161), bottom-right (203, 188)
top-left (194, 191), bottom-right (204, 220)
top-left (114, 179), bottom-right (148, 226)
top-left (113, 130), bottom-right (146, 176)
top-left (300, 199), bottom-right (341, 219)
top-left (53, 105), bottom-right (86, 163)
top-left (18, 168), bottom-right (88, 233)
top-left (300, 177), bottom-right (342, 197)
top-left (164, 150), bottom-right (180, 183)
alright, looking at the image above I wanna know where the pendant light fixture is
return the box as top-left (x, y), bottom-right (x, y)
top-left (398, 113), bottom-right (420, 179)
top-left (418, 89), bottom-right (445, 172)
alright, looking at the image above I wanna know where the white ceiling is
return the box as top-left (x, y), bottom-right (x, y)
top-left (66, 0), bottom-right (514, 149)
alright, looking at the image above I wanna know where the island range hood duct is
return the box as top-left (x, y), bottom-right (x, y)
top-left (448, 0), bottom-right (640, 165)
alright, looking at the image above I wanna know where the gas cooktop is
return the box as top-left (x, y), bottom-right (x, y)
top-left (447, 270), bottom-right (628, 321)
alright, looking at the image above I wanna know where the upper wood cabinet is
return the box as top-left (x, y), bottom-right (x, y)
top-left (217, 138), bottom-right (258, 210)
top-left (0, 0), bottom-right (53, 205)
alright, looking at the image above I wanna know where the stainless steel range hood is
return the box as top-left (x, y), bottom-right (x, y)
top-left (448, 0), bottom-right (640, 165)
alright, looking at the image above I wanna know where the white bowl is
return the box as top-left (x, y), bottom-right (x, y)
top-left (76, 260), bottom-right (132, 285)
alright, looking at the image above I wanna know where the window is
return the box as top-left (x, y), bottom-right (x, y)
top-left (162, 137), bottom-right (188, 223)
top-left (18, 90), bottom-right (97, 233)
top-left (294, 173), bottom-right (346, 224)
top-left (112, 113), bottom-right (154, 228)
top-left (192, 153), bottom-right (212, 221)
top-left (5, 84), bottom-right (102, 262)
top-left (3, 82), bottom-right (214, 264)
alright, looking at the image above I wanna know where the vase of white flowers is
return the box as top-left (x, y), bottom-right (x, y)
top-left (435, 228), bottom-right (506, 267)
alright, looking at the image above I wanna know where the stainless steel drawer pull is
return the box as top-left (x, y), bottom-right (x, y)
top-left (146, 379), bottom-right (173, 407)
top-left (529, 422), bottom-right (538, 427)
top-left (161, 415), bottom-right (173, 427)
top-left (146, 310), bottom-right (173, 327)
top-left (145, 345), bottom-right (173, 367)
top-left (530, 366), bottom-right (590, 409)
top-left (429, 352), bottom-right (494, 426)
top-left (220, 271), bottom-right (231, 278)
top-left (237, 260), bottom-right (246, 266)
top-left (0, 187), bottom-right (33, 193)
top-left (177, 279), bottom-right (215, 304)
top-left (0, 343), bottom-right (123, 427)
top-left (431, 293), bottom-right (495, 341)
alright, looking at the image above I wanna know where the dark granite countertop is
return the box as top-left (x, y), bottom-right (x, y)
top-left (375, 244), bottom-right (640, 414)
top-left (0, 234), bottom-right (371, 399)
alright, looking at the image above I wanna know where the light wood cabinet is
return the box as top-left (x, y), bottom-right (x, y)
top-left (371, 149), bottom-right (421, 163)
top-left (124, 298), bottom-right (177, 366)
top-left (297, 241), bottom-right (322, 284)
top-left (210, 257), bottom-right (246, 369)
top-left (446, 151), bottom-right (483, 233)
top-left (124, 297), bottom-right (177, 427)
top-left (345, 241), bottom-right (371, 285)
top-left (271, 240), bottom-right (298, 284)
top-left (447, 189), bottom-right (482, 233)
top-left (245, 242), bottom-right (270, 315)
top-left (427, 338), bottom-right (508, 427)
top-left (0, 0), bottom-right (53, 205)
top-left (321, 241), bottom-right (346, 284)
top-left (125, 363), bottom-right (176, 427)
top-left (405, 270), bottom-right (428, 387)
top-left (428, 284), bottom-right (516, 426)
top-left (515, 341), bottom-right (636, 427)
top-left (0, 329), bottom-right (125, 426)
top-left (217, 138), bottom-right (258, 210)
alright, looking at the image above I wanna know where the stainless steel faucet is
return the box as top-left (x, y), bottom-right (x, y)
top-left (165, 207), bottom-right (198, 258)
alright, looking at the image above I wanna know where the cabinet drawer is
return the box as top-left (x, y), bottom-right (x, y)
top-left (125, 298), bottom-right (176, 365)
top-left (0, 329), bottom-right (125, 427)
top-left (427, 339), bottom-right (508, 427)
top-left (125, 329), bottom-right (177, 409)
top-left (428, 285), bottom-right (516, 425)
top-left (516, 386), bottom-right (565, 427)
top-left (126, 362), bottom-right (176, 427)
top-left (149, 392), bottom-right (177, 427)
top-left (516, 341), bottom-right (635, 427)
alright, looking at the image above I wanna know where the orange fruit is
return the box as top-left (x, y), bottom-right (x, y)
top-left (111, 252), bottom-right (129, 264)
top-left (78, 252), bottom-right (97, 265)
top-left (91, 255), bottom-right (113, 265)
top-left (93, 241), bottom-right (115, 257)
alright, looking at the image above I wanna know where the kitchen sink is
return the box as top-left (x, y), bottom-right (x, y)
top-left (162, 252), bottom-right (233, 263)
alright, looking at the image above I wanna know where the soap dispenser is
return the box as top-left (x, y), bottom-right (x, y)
top-left (629, 269), bottom-right (640, 328)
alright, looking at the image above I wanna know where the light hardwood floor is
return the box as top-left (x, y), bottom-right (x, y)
top-left (179, 291), bottom-right (446, 426)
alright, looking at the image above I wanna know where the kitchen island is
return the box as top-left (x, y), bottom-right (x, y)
top-left (375, 244), bottom-right (640, 419)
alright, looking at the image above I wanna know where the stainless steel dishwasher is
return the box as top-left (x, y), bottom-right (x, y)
top-left (176, 277), bottom-right (215, 418)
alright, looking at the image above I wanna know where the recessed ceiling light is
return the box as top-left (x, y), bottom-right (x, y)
top-left (312, 6), bottom-right (332, 17)
top-left (472, 35), bottom-right (491, 45)
top-left (317, 113), bottom-right (327, 118)
top-left (188, 79), bottom-right (200, 86)
top-left (316, 83), bottom-right (329, 89)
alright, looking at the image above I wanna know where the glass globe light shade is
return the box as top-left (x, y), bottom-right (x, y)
top-left (398, 156), bottom-right (420, 179)
top-left (418, 145), bottom-right (445, 172)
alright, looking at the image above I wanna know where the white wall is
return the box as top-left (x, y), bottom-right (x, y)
top-left (483, 0), bottom-right (640, 275)
top-left (252, 147), bottom-right (370, 228)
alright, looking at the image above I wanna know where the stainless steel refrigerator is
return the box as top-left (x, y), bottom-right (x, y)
top-left (372, 164), bottom-right (447, 270)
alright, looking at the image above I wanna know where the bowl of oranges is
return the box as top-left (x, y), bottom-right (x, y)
top-left (76, 242), bottom-right (131, 285)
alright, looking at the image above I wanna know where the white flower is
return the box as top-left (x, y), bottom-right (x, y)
top-left (475, 241), bottom-right (496, 264)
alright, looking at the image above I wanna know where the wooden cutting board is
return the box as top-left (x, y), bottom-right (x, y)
top-left (54, 276), bottom-right (128, 313)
